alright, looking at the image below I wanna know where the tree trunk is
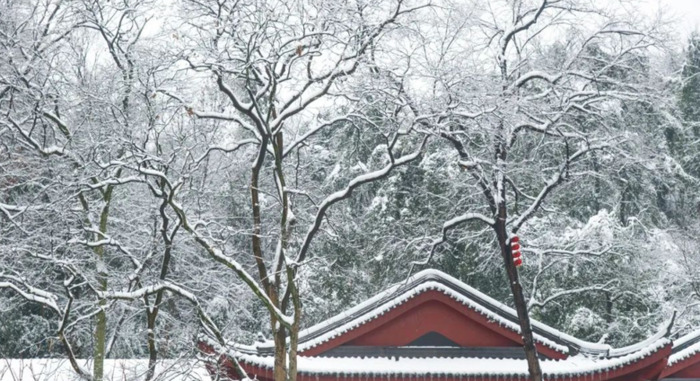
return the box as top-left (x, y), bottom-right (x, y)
top-left (287, 267), bottom-right (301, 381)
top-left (145, 311), bottom-right (158, 381)
top-left (496, 16), bottom-right (543, 376)
top-left (93, 190), bottom-right (115, 381)
top-left (273, 322), bottom-right (287, 381)
top-left (494, 218), bottom-right (543, 381)
top-left (94, 288), bottom-right (107, 381)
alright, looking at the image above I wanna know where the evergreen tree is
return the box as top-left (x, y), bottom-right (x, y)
top-left (680, 33), bottom-right (700, 136)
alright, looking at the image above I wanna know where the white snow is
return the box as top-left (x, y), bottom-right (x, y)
top-left (0, 359), bottom-right (210, 381)
top-left (605, 312), bottom-right (675, 357)
top-left (673, 329), bottom-right (700, 349)
top-left (292, 279), bottom-right (568, 354)
top-left (254, 269), bottom-right (622, 355)
top-left (233, 337), bottom-right (670, 377)
top-left (669, 329), bottom-right (700, 366)
top-left (225, 269), bottom-right (677, 378)
top-left (669, 340), bottom-right (700, 366)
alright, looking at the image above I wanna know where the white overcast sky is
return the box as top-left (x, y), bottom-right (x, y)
top-left (643, 0), bottom-right (700, 37)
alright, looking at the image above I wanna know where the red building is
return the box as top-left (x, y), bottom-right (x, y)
top-left (661, 330), bottom-right (700, 380)
top-left (203, 269), bottom-right (698, 381)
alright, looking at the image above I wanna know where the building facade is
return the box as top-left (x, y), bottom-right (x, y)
top-left (202, 270), bottom-right (700, 381)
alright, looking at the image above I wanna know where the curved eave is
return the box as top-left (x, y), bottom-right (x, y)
top-left (673, 329), bottom-right (700, 352)
top-left (296, 286), bottom-right (568, 359)
top-left (228, 340), bottom-right (672, 381)
top-left (255, 270), bottom-right (618, 356)
top-left (661, 333), bottom-right (700, 378)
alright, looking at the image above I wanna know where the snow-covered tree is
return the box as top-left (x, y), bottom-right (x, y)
top-left (377, 1), bottom-right (676, 378)
top-left (1, 2), bottom-right (699, 381)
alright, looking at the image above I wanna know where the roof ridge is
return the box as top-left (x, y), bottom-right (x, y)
top-left (672, 328), bottom-right (700, 354)
top-left (608, 315), bottom-right (674, 357)
top-left (249, 269), bottom-right (664, 357)
top-left (214, 337), bottom-right (672, 378)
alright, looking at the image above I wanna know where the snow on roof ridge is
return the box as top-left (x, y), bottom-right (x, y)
top-left (285, 279), bottom-right (569, 353)
top-left (412, 270), bottom-right (614, 353)
top-left (673, 328), bottom-right (700, 349)
top-left (412, 270), bottom-right (678, 357)
top-left (607, 316), bottom-right (673, 357)
top-left (250, 269), bottom-right (669, 356)
top-left (247, 269), bottom-right (680, 357)
top-left (252, 269), bottom-right (432, 349)
top-left (668, 329), bottom-right (700, 366)
top-left (285, 268), bottom-right (609, 353)
top-left (669, 339), bottom-right (700, 366)
top-left (235, 343), bottom-right (259, 352)
top-left (298, 271), bottom-right (418, 332)
top-left (225, 337), bottom-right (671, 377)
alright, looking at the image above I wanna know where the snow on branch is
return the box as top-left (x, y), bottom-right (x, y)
top-left (192, 139), bottom-right (259, 167)
top-left (529, 247), bottom-right (616, 258)
top-left (69, 232), bottom-right (143, 279)
top-left (270, 1), bottom-right (427, 135)
top-left (438, 131), bottom-right (497, 215)
top-left (0, 202), bottom-right (41, 222)
top-left (156, 89), bottom-right (261, 140)
top-left (294, 136), bottom-right (429, 265)
top-left (511, 143), bottom-right (608, 232)
top-left (509, 111), bottom-right (583, 146)
top-left (4, 116), bottom-right (67, 157)
top-left (42, 110), bottom-right (72, 140)
top-left (282, 115), bottom-right (356, 158)
top-left (0, 203), bottom-right (21, 218)
top-left (410, 212), bottom-right (495, 275)
top-left (528, 280), bottom-right (619, 310)
top-left (81, 177), bottom-right (145, 190)
top-left (168, 200), bottom-right (295, 329)
top-left (0, 271), bottom-right (93, 379)
top-left (499, 0), bottom-right (548, 57)
top-left (109, 160), bottom-right (294, 328)
top-left (450, 106), bottom-right (497, 120)
top-left (443, 213), bottom-right (496, 229)
top-left (214, 75), bottom-right (261, 131)
top-left (98, 281), bottom-right (230, 350)
top-left (0, 277), bottom-right (61, 315)
top-left (513, 70), bottom-right (562, 88)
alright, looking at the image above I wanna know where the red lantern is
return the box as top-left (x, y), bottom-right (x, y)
top-left (510, 235), bottom-right (523, 267)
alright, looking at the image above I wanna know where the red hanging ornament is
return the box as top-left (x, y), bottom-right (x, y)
top-left (510, 235), bottom-right (523, 267)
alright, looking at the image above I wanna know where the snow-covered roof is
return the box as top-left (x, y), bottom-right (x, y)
top-left (226, 336), bottom-right (671, 378)
top-left (0, 359), bottom-right (210, 381)
top-left (249, 269), bottom-right (669, 357)
top-left (669, 329), bottom-right (700, 366)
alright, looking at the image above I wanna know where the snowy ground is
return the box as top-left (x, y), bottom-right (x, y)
top-left (0, 359), bottom-right (211, 381)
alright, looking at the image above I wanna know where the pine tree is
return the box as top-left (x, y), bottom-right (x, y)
top-left (680, 33), bottom-right (700, 137)
top-left (672, 32), bottom-right (700, 220)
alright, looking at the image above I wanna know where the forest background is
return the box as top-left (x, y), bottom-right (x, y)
top-left (1, 0), bottom-right (700, 380)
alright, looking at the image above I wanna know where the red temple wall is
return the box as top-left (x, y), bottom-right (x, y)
top-left (304, 290), bottom-right (565, 360)
top-left (346, 299), bottom-right (519, 347)
top-left (671, 360), bottom-right (700, 378)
